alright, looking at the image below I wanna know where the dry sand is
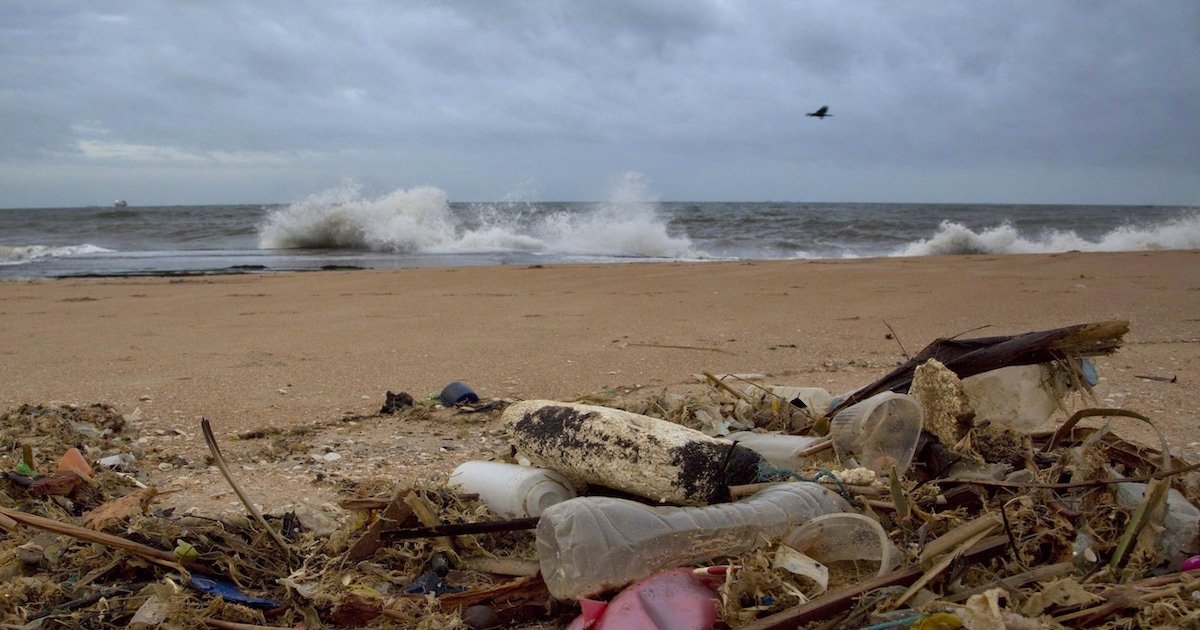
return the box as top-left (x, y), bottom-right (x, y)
top-left (2, 250), bottom-right (1198, 514)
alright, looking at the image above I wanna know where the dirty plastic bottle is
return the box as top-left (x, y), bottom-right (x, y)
top-left (449, 461), bottom-right (576, 519)
top-left (535, 482), bottom-right (849, 600)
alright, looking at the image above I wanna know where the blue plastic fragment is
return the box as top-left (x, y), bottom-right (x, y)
top-left (403, 570), bottom-right (465, 596)
top-left (189, 575), bottom-right (282, 609)
top-left (1080, 358), bottom-right (1099, 387)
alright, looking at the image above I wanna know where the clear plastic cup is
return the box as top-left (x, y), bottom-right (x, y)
top-left (829, 392), bottom-right (923, 476)
top-left (784, 513), bottom-right (902, 577)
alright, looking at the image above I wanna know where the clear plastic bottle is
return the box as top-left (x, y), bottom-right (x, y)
top-left (535, 482), bottom-right (849, 600)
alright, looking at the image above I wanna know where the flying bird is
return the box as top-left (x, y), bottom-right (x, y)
top-left (806, 105), bottom-right (831, 119)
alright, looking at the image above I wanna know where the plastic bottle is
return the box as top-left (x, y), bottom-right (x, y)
top-left (725, 431), bottom-right (827, 471)
top-left (449, 461), bottom-right (576, 519)
top-left (535, 482), bottom-right (849, 600)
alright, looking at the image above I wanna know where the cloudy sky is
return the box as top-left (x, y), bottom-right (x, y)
top-left (2, 1), bottom-right (1198, 207)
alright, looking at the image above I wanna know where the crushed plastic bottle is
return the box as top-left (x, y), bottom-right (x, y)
top-left (536, 482), bottom-right (849, 600)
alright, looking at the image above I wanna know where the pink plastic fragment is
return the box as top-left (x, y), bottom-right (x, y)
top-left (565, 567), bottom-right (720, 630)
top-left (1183, 555), bottom-right (1200, 572)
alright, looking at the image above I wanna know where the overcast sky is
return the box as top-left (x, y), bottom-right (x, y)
top-left (2, 1), bottom-right (1198, 207)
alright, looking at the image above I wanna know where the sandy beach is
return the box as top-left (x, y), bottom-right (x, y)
top-left (2, 250), bottom-right (1198, 513)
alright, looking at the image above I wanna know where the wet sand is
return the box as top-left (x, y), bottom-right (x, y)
top-left (1, 251), bottom-right (1198, 511)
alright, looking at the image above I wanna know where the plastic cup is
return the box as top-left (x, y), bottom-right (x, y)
top-left (829, 392), bottom-right (923, 476)
top-left (784, 513), bottom-right (902, 577)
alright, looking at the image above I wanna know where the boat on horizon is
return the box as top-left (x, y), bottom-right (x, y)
top-left (114, 199), bottom-right (128, 208)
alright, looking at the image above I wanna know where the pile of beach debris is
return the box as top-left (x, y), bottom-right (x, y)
top-left (1, 321), bottom-right (1198, 629)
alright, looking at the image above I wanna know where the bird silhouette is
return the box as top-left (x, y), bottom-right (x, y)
top-left (806, 105), bottom-right (831, 119)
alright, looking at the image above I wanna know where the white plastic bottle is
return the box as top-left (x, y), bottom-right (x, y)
top-left (725, 431), bottom-right (827, 471)
top-left (535, 482), bottom-right (849, 600)
top-left (449, 461), bottom-right (576, 519)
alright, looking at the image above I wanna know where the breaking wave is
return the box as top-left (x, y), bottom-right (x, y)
top-left (894, 212), bottom-right (1200, 257)
top-left (257, 175), bottom-right (695, 258)
top-left (0, 244), bottom-right (112, 265)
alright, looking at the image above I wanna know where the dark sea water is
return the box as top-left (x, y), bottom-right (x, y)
top-left (1, 184), bottom-right (1196, 279)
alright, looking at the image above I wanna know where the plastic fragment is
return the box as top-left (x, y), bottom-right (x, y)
top-left (57, 447), bottom-right (93, 478)
top-left (189, 575), bottom-right (282, 608)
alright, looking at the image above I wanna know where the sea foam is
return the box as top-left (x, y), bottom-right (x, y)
top-left (0, 244), bottom-right (112, 265)
top-left (894, 212), bottom-right (1200, 257)
top-left (257, 176), bottom-right (695, 258)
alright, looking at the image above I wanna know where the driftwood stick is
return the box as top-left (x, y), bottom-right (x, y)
top-left (0, 505), bottom-right (189, 572)
top-left (829, 320), bottom-right (1128, 416)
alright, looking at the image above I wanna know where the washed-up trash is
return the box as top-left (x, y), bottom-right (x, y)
top-left (961, 363), bottom-right (1069, 432)
top-left (504, 400), bottom-right (765, 505)
top-left (535, 482), bottom-right (848, 600)
top-left (829, 392), bottom-right (923, 475)
top-left (771, 545), bottom-right (829, 592)
top-left (380, 390), bottom-right (414, 414)
top-left (752, 386), bottom-right (833, 416)
top-left (1116, 481), bottom-right (1200, 559)
top-left (97, 452), bottom-right (136, 470)
top-left (189, 575), bottom-right (282, 608)
top-left (3, 320), bottom-right (1199, 628)
top-left (725, 431), bottom-right (828, 471)
top-left (401, 552), bottom-right (466, 597)
top-left (784, 512), bottom-right (902, 577)
top-left (439, 380), bottom-right (479, 406)
top-left (566, 567), bottom-right (721, 630)
top-left (57, 446), bottom-right (93, 478)
top-left (450, 460), bottom-right (576, 518)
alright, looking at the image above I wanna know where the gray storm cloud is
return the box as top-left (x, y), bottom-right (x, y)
top-left (1, 1), bottom-right (1197, 206)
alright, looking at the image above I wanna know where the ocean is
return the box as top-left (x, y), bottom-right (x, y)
top-left (1, 184), bottom-right (1197, 279)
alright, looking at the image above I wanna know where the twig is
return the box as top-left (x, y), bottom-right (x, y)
top-left (383, 516), bottom-right (540, 540)
top-left (29, 582), bottom-right (149, 621)
top-left (0, 506), bottom-right (189, 572)
top-left (200, 418), bottom-right (292, 568)
top-left (883, 320), bottom-right (910, 359)
top-left (204, 620), bottom-right (306, 630)
top-left (702, 371), bottom-right (752, 402)
top-left (628, 342), bottom-right (735, 355)
top-left (796, 439), bottom-right (834, 457)
top-left (918, 513), bottom-right (1001, 568)
top-left (1134, 374), bottom-right (1177, 383)
top-left (998, 501), bottom-right (1026, 570)
top-left (930, 460), bottom-right (1200, 490)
